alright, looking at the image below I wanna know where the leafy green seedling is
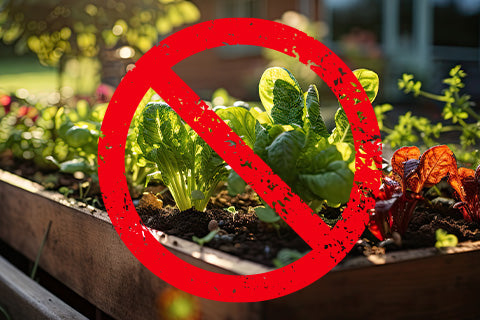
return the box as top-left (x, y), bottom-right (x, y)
top-left (273, 249), bottom-right (308, 268)
top-left (435, 229), bottom-right (458, 249)
top-left (58, 186), bottom-right (73, 198)
top-left (192, 229), bottom-right (219, 247)
top-left (224, 206), bottom-right (238, 222)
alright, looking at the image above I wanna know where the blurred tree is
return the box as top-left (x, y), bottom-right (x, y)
top-left (0, 0), bottom-right (200, 88)
top-left (263, 11), bottom-right (328, 89)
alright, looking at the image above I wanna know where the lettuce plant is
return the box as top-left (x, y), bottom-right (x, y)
top-left (219, 67), bottom-right (379, 221)
top-left (136, 102), bottom-right (227, 212)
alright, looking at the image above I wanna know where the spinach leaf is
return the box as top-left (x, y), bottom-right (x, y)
top-left (259, 67), bottom-right (304, 127)
top-left (216, 107), bottom-right (256, 148)
top-left (222, 67), bottom-right (379, 220)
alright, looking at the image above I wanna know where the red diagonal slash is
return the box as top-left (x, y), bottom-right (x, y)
top-left (98, 18), bottom-right (382, 302)
top-left (150, 68), bottom-right (331, 250)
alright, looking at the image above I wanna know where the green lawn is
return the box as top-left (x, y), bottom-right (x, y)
top-left (0, 56), bottom-right (99, 96)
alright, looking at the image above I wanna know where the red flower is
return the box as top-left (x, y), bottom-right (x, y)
top-left (0, 95), bottom-right (12, 114)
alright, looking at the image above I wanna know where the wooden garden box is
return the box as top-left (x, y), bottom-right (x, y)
top-left (1, 169), bottom-right (479, 319)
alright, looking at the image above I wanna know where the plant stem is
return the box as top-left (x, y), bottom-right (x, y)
top-left (31, 220), bottom-right (52, 280)
top-left (440, 125), bottom-right (463, 132)
top-left (0, 305), bottom-right (11, 320)
top-left (340, 124), bottom-right (350, 143)
top-left (419, 90), bottom-right (451, 103)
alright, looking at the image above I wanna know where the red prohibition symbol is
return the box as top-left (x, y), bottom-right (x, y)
top-left (98, 18), bottom-right (382, 302)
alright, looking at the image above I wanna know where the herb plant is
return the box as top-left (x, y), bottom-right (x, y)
top-left (219, 67), bottom-right (379, 221)
top-left (136, 102), bottom-right (228, 212)
top-left (376, 65), bottom-right (480, 167)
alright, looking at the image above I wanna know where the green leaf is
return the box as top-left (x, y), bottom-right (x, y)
top-left (217, 107), bottom-right (256, 148)
top-left (227, 170), bottom-right (247, 195)
top-left (192, 229), bottom-right (219, 247)
top-left (253, 122), bottom-right (286, 161)
top-left (304, 84), bottom-right (329, 138)
top-left (211, 88), bottom-right (234, 107)
top-left (57, 158), bottom-right (93, 174)
top-left (299, 160), bottom-right (354, 204)
top-left (353, 69), bottom-right (379, 103)
top-left (255, 206), bottom-right (281, 223)
top-left (64, 125), bottom-right (93, 148)
top-left (259, 67), bottom-right (304, 127)
top-left (435, 229), bottom-right (458, 248)
top-left (329, 107), bottom-right (353, 144)
top-left (249, 107), bottom-right (272, 125)
top-left (273, 249), bottom-right (307, 268)
top-left (75, 99), bottom-right (90, 120)
top-left (266, 129), bottom-right (305, 185)
top-left (335, 142), bottom-right (356, 172)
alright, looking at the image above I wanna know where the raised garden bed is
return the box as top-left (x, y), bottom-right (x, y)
top-left (0, 254), bottom-right (87, 320)
top-left (1, 169), bottom-right (480, 319)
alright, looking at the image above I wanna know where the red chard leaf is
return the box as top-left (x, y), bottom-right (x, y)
top-left (391, 146), bottom-right (420, 179)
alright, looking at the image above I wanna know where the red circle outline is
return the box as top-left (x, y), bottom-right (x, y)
top-left (98, 18), bottom-right (382, 302)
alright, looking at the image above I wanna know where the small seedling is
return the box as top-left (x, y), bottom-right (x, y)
top-left (273, 249), bottom-right (308, 268)
top-left (192, 229), bottom-right (219, 247)
top-left (58, 186), bottom-right (73, 198)
top-left (435, 229), bottom-right (458, 248)
top-left (224, 206), bottom-right (238, 222)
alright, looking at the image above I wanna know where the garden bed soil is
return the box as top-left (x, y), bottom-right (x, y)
top-left (138, 186), bottom-right (480, 267)
top-left (2, 169), bottom-right (480, 319)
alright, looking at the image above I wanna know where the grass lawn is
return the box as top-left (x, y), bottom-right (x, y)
top-left (0, 56), bottom-right (99, 96)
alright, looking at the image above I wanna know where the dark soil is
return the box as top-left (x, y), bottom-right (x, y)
top-left (403, 201), bottom-right (480, 247)
top-left (351, 184), bottom-right (480, 258)
top-left (138, 187), bottom-right (310, 267)
top-left (0, 152), bottom-right (103, 207)
top-left (139, 184), bottom-right (480, 267)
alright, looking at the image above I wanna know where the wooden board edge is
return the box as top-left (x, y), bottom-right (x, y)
top-left (2, 168), bottom-right (480, 274)
top-left (0, 255), bottom-right (88, 320)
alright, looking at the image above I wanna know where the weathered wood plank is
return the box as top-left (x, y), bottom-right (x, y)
top-left (0, 171), bottom-right (262, 320)
top-left (0, 255), bottom-right (88, 320)
top-left (265, 249), bottom-right (480, 319)
top-left (2, 169), bottom-right (480, 319)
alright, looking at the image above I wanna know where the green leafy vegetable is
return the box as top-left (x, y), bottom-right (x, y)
top-left (216, 107), bottom-right (256, 148)
top-left (254, 206), bottom-right (281, 223)
top-left (136, 102), bottom-right (227, 212)
top-left (220, 67), bottom-right (380, 221)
